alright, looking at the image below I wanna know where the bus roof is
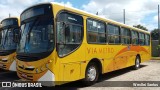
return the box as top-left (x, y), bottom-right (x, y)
top-left (1, 17), bottom-right (20, 27)
top-left (21, 2), bottom-right (150, 34)
top-left (1, 17), bottom-right (19, 21)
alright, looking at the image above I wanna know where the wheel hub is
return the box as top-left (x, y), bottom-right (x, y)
top-left (136, 58), bottom-right (140, 68)
top-left (87, 66), bottom-right (97, 81)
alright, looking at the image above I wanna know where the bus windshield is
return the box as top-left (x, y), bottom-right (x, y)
top-left (16, 4), bottom-right (54, 61)
top-left (0, 27), bottom-right (19, 52)
top-left (17, 17), bottom-right (54, 54)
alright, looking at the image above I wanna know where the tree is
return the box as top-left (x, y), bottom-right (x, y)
top-left (151, 29), bottom-right (159, 40)
top-left (133, 24), bottom-right (148, 31)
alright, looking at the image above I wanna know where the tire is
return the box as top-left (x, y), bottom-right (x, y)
top-left (133, 56), bottom-right (140, 70)
top-left (83, 62), bottom-right (99, 86)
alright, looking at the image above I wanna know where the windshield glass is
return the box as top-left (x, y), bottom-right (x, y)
top-left (17, 16), bottom-right (54, 54)
top-left (16, 4), bottom-right (54, 61)
top-left (0, 28), bottom-right (19, 51)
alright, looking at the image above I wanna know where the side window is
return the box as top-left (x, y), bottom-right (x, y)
top-left (107, 24), bottom-right (120, 44)
top-left (131, 30), bottom-right (139, 45)
top-left (121, 28), bottom-right (131, 44)
top-left (87, 19), bottom-right (106, 43)
top-left (145, 34), bottom-right (150, 46)
top-left (139, 32), bottom-right (145, 45)
top-left (56, 12), bottom-right (83, 57)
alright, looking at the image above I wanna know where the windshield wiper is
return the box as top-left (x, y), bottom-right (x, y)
top-left (28, 17), bottom-right (40, 43)
top-left (2, 28), bottom-right (9, 49)
top-left (24, 17), bottom-right (39, 52)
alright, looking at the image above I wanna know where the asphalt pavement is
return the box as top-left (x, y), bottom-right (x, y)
top-left (0, 60), bottom-right (160, 90)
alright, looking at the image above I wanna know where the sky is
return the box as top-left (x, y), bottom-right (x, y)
top-left (0, 0), bottom-right (160, 31)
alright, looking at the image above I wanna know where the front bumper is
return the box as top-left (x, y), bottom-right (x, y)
top-left (17, 70), bottom-right (55, 86)
top-left (0, 60), bottom-right (16, 71)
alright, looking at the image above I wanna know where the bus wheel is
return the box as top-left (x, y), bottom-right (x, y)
top-left (83, 62), bottom-right (99, 86)
top-left (134, 56), bottom-right (140, 70)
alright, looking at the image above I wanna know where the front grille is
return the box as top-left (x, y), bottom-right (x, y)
top-left (17, 55), bottom-right (39, 61)
top-left (16, 51), bottom-right (52, 62)
top-left (0, 52), bottom-right (9, 56)
top-left (1, 60), bottom-right (7, 62)
top-left (0, 64), bottom-right (7, 69)
top-left (18, 65), bottom-right (35, 71)
top-left (25, 68), bottom-right (35, 71)
top-left (18, 71), bottom-right (33, 81)
top-left (3, 65), bottom-right (6, 69)
top-left (18, 65), bottom-right (23, 69)
top-left (0, 50), bottom-right (15, 56)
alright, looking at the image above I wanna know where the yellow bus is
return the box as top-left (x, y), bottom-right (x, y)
top-left (16, 2), bottom-right (151, 86)
top-left (0, 17), bottom-right (20, 71)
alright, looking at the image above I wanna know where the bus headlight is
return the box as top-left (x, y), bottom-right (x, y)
top-left (35, 62), bottom-right (51, 73)
top-left (36, 68), bottom-right (39, 73)
top-left (45, 64), bottom-right (49, 68)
